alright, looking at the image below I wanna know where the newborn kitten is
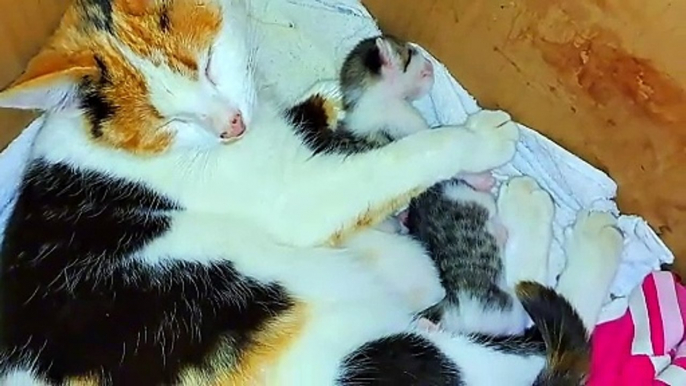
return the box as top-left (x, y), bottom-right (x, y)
top-left (407, 178), bottom-right (530, 336)
top-left (338, 35), bottom-right (435, 144)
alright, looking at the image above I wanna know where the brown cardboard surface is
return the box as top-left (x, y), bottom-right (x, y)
top-left (0, 1), bottom-right (683, 273)
top-left (0, 0), bottom-right (70, 150)
top-left (362, 0), bottom-right (686, 275)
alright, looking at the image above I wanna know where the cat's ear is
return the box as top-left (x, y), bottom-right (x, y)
top-left (375, 37), bottom-right (399, 70)
top-left (0, 49), bottom-right (99, 111)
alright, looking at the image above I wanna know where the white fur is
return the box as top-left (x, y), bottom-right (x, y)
top-left (0, 369), bottom-right (50, 386)
top-left (556, 210), bottom-right (624, 331)
top-left (341, 228), bottom-right (445, 313)
top-left (345, 89), bottom-right (429, 139)
top-left (30, 97), bottom-right (520, 249)
top-left (442, 182), bottom-right (497, 216)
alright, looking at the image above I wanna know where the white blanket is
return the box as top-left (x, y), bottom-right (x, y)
top-left (0, 0), bottom-right (673, 317)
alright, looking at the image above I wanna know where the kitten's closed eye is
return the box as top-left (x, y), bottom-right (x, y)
top-left (403, 47), bottom-right (416, 72)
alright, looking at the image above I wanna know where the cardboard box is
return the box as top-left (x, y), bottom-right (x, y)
top-left (0, 0), bottom-right (70, 151)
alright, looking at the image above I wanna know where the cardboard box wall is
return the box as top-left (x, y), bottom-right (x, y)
top-left (1, 0), bottom-right (684, 274)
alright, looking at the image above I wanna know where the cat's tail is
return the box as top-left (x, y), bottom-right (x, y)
top-left (515, 281), bottom-right (591, 386)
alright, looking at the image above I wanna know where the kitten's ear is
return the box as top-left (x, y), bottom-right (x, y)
top-left (0, 49), bottom-right (99, 111)
top-left (375, 37), bottom-right (399, 69)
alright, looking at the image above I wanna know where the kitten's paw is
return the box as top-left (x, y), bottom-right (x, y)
top-left (565, 210), bottom-right (624, 270)
top-left (497, 176), bottom-right (554, 234)
top-left (461, 110), bottom-right (520, 172)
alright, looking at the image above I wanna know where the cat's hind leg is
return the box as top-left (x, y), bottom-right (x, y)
top-left (497, 176), bottom-right (555, 287)
top-left (555, 210), bottom-right (623, 332)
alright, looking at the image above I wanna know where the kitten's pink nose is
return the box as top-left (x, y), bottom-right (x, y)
top-left (219, 112), bottom-right (246, 142)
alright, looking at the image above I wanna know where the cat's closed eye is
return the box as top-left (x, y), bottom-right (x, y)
top-left (204, 48), bottom-right (219, 87)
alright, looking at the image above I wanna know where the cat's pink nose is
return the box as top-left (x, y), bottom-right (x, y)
top-left (219, 113), bottom-right (246, 142)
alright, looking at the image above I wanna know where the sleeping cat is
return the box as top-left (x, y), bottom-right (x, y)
top-left (0, 1), bottom-right (622, 385)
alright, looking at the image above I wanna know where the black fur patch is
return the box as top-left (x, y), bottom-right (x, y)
top-left (285, 95), bottom-right (380, 155)
top-left (362, 41), bottom-right (383, 75)
top-left (339, 333), bottom-right (463, 386)
top-left (0, 160), bottom-right (294, 384)
top-left (79, 56), bottom-right (117, 138)
top-left (517, 282), bottom-right (590, 386)
top-left (77, 0), bottom-right (114, 32)
top-left (468, 327), bottom-right (545, 357)
top-left (159, 3), bottom-right (171, 32)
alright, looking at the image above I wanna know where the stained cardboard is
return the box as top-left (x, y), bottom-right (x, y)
top-left (0, 0), bottom-right (70, 151)
top-left (363, 0), bottom-right (686, 275)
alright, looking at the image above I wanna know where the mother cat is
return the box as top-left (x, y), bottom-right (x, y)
top-left (0, 0), bottom-right (622, 385)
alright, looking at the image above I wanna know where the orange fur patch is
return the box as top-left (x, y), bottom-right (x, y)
top-left (113, 0), bottom-right (221, 76)
top-left (89, 45), bottom-right (173, 154)
top-left (64, 375), bottom-right (100, 386)
top-left (179, 303), bottom-right (309, 386)
top-left (321, 96), bottom-right (343, 129)
top-left (327, 187), bottom-right (425, 246)
top-left (8, 50), bottom-right (98, 90)
top-left (1, 0), bottom-right (226, 155)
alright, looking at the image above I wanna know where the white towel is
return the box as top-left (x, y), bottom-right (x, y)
top-left (0, 0), bottom-right (673, 314)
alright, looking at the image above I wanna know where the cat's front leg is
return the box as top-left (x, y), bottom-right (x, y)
top-left (278, 110), bottom-right (520, 246)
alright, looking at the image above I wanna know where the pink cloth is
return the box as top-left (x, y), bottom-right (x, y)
top-left (589, 271), bottom-right (686, 386)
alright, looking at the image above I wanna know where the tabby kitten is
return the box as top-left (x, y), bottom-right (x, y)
top-left (408, 177), bottom-right (545, 336)
top-left (0, 1), bottom-right (621, 385)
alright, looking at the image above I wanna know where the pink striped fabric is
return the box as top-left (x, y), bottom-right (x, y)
top-left (589, 271), bottom-right (686, 386)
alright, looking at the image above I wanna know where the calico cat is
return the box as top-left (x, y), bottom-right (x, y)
top-left (0, 1), bottom-right (622, 385)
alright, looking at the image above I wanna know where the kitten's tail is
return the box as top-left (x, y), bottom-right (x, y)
top-left (515, 281), bottom-right (591, 386)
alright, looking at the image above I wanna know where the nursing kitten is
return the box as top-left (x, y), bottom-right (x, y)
top-left (0, 1), bottom-right (621, 385)
top-left (408, 177), bottom-right (537, 336)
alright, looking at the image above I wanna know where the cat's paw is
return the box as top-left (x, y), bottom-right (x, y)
top-left (497, 176), bottom-right (554, 235)
top-left (461, 110), bottom-right (520, 172)
top-left (565, 210), bottom-right (624, 272)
